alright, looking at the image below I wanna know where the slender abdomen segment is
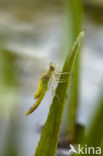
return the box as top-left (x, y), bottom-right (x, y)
top-left (25, 88), bottom-right (46, 116)
top-left (25, 68), bottom-right (52, 116)
top-left (34, 79), bottom-right (43, 99)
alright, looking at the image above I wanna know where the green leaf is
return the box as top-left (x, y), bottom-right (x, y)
top-left (34, 31), bottom-right (85, 156)
top-left (63, 0), bottom-right (83, 140)
top-left (74, 88), bottom-right (103, 156)
top-left (86, 90), bottom-right (103, 147)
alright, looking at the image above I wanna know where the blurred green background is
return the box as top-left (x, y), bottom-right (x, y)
top-left (0, 0), bottom-right (103, 156)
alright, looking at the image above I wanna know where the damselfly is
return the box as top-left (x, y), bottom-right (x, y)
top-left (25, 62), bottom-right (68, 116)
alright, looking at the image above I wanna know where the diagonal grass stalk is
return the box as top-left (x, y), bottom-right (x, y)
top-left (34, 31), bottom-right (85, 156)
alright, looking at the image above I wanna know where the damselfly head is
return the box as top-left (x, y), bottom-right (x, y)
top-left (49, 62), bottom-right (56, 71)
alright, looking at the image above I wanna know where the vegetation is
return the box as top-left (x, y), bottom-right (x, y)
top-left (34, 31), bottom-right (85, 156)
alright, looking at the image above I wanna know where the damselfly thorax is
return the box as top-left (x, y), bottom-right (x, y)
top-left (40, 62), bottom-right (56, 83)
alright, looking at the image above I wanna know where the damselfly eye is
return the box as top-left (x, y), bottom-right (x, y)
top-left (49, 62), bottom-right (56, 71)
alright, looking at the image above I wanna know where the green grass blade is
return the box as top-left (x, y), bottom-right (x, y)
top-left (64, 0), bottom-right (83, 51)
top-left (64, 0), bottom-right (83, 140)
top-left (74, 89), bottom-right (103, 156)
top-left (34, 31), bottom-right (85, 156)
top-left (86, 91), bottom-right (103, 147)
